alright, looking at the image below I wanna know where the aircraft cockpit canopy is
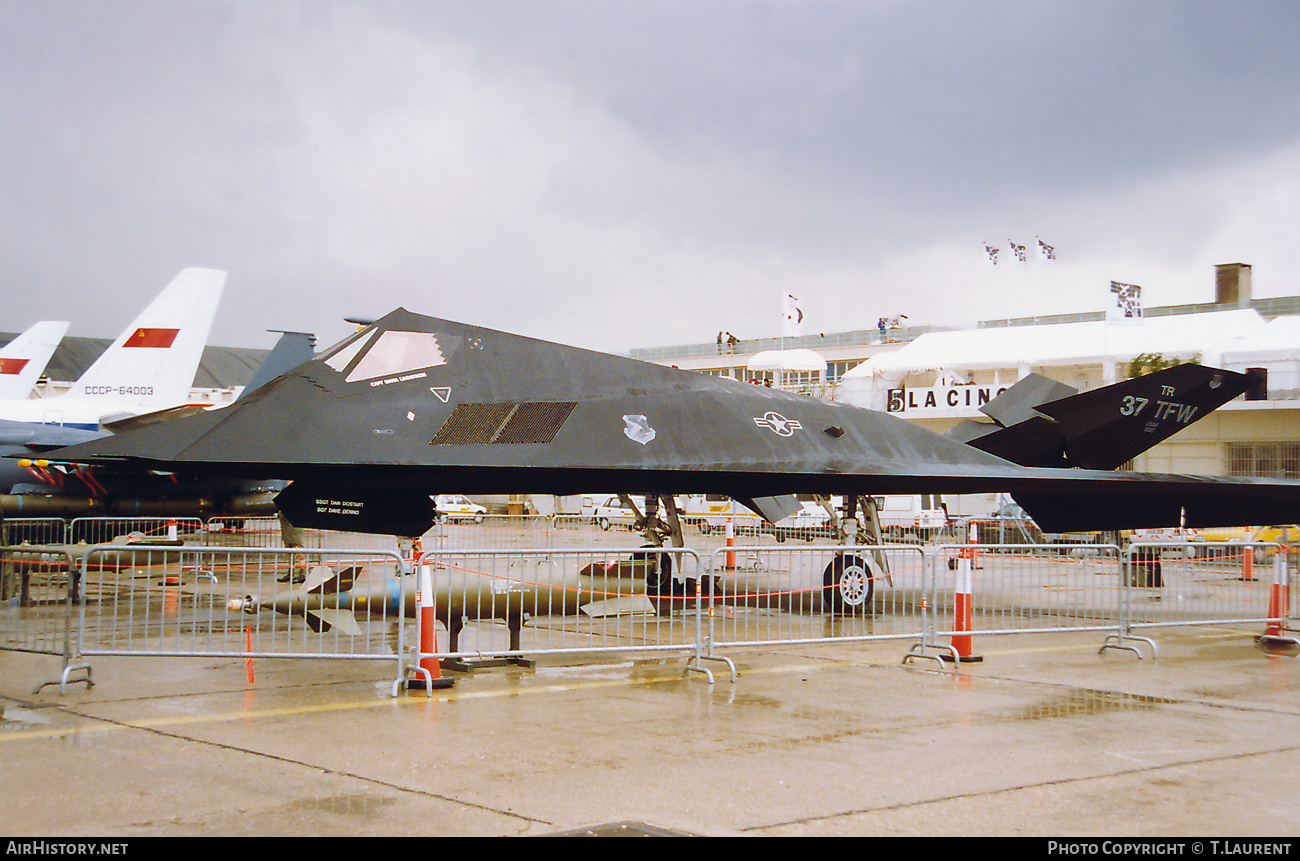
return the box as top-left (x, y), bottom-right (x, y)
top-left (317, 327), bottom-right (462, 389)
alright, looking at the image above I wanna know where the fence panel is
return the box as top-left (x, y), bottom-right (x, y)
top-left (1, 545), bottom-right (77, 652)
top-left (1122, 542), bottom-right (1294, 633)
top-left (0, 545), bottom-right (88, 692)
top-left (926, 543), bottom-right (1125, 636)
top-left (76, 545), bottom-right (411, 687)
top-left (205, 516), bottom-right (287, 548)
top-left (2, 517), bottom-right (68, 546)
top-left (69, 516), bottom-right (205, 545)
top-left (8, 529), bottom-right (1298, 698)
top-left (701, 544), bottom-right (928, 651)
top-left (206, 516), bottom-right (402, 552)
top-left (413, 546), bottom-right (704, 665)
top-left (420, 514), bottom-right (660, 553)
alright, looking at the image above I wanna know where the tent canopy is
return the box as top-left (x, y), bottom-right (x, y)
top-left (747, 348), bottom-right (826, 372)
top-left (843, 310), bottom-right (1265, 378)
top-left (1220, 315), bottom-right (1300, 364)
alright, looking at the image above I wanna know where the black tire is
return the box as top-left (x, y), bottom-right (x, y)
top-left (639, 549), bottom-right (676, 616)
top-left (640, 550), bottom-right (673, 595)
top-left (598, 517), bottom-right (612, 531)
top-left (823, 554), bottom-right (875, 614)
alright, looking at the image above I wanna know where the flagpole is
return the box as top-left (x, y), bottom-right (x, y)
top-left (779, 292), bottom-right (785, 388)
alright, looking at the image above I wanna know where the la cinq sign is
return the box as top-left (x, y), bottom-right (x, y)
top-left (886, 383), bottom-right (1011, 416)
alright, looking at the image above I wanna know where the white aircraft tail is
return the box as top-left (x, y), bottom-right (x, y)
top-left (0, 320), bottom-right (70, 400)
top-left (71, 268), bottom-right (227, 411)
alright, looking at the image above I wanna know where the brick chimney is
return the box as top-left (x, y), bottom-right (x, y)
top-left (1215, 263), bottom-right (1252, 308)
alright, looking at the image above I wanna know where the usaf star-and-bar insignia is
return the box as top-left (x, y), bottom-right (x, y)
top-left (753, 411), bottom-right (803, 437)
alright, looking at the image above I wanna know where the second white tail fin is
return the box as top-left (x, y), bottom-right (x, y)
top-left (71, 268), bottom-right (227, 411)
top-left (0, 321), bottom-right (70, 400)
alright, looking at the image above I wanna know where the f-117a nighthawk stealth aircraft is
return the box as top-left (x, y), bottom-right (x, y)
top-left (39, 307), bottom-right (1300, 540)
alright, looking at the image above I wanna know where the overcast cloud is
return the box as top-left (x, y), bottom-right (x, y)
top-left (3, 0), bottom-right (1299, 354)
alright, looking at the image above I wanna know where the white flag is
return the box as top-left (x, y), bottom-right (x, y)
top-left (1009, 239), bottom-right (1027, 263)
top-left (1108, 281), bottom-right (1143, 322)
top-left (782, 292), bottom-right (804, 337)
top-left (1037, 237), bottom-right (1056, 261)
top-left (984, 243), bottom-right (999, 266)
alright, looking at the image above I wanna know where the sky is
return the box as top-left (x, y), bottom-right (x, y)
top-left (3, 0), bottom-right (1300, 355)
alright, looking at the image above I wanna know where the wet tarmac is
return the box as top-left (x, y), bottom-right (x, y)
top-left (2, 626), bottom-right (1299, 837)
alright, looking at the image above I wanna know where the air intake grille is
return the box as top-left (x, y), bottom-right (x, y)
top-left (430, 402), bottom-right (576, 445)
top-left (429, 403), bottom-right (516, 445)
top-left (494, 402), bottom-right (578, 444)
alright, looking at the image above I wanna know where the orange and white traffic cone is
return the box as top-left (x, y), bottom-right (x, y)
top-left (725, 516), bottom-right (736, 570)
top-left (945, 550), bottom-right (983, 663)
top-left (408, 560), bottom-right (454, 690)
top-left (1241, 545), bottom-right (1256, 582)
top-left (244, 626), bottom-right (256, 685)
top-left (1257, 554), bottom-right (1297, 656)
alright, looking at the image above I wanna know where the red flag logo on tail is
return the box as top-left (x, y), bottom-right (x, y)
top-left (0, 358), bottom-right (30, 375)
top-left (124, 328), bottom-right (179, 348)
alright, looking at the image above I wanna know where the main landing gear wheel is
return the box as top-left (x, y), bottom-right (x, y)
top-left (823, 554), bottom-right (875, 614)
top-left (639, 549), bottom-right (676, 616)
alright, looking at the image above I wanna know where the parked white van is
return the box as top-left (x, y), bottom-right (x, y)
top-left (681, 494), bottom-right (764, 535)
top-left (869, 494), bottom-right (948, 540)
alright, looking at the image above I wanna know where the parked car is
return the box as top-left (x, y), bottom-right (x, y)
top-left (593, 497), bottom-right (639, 531)
top-left (434, 494), bottom-right (486, 524)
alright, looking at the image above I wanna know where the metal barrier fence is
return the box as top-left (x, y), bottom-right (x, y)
top-left (700, 543), bottom-right (926, 648)
top-left (931, 543), bottom-right (1126, 634)
top-left (203, 516), bottom-right (400, 551)
top-left (3, 535), bottom-right (1296, 696)
top-left (1121, 542), bottom-right (1294, 650)
top-left (204, 516), bottom-right (287, 548)
top-left (0, 541), bottom-right (412, 695)
top-left (409, 546), bottom-right (710, 672)
top-left (909, 542), bottom-right (1297, 661)
top-left (0, 516), bottom-right (207, 547)
top-left (70, 516), bottom-right (206, 545)
top-left (0, 545), bottom-right (88, 694)
top-left (419, 514), bottom-right (648, 552)
top-left (75, 545), bottom-right (411, 687)
top-left (1, 517), bottom-right (69, 546)
top-left (909, 543), bottom-right (1128, 665)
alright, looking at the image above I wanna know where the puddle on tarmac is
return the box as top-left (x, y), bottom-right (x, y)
top-left (1015, 688), bottom-right (1180, 721)
top-left (285, 794), bottom-right (395, 817)
top-left (0, 700), bottom-right (62, 727)
top-left (728, 693), bottom-right (784, 709)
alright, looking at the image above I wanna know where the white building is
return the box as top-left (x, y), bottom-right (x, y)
top-left (634, 263), bottom-right (1300, 481)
